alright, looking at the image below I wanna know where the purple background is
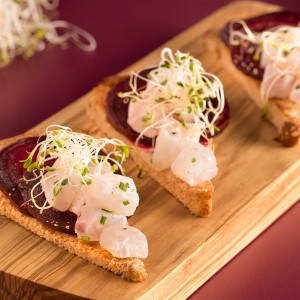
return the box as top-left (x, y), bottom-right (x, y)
top-left (1, 0), bottom-right (300, 299)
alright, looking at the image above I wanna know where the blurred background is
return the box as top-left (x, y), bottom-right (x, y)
top-left (0, 0), bottom-right (298, 139)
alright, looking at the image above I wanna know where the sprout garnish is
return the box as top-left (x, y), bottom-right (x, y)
top-left (118, 48), bottom-right (225, 142)
top-left (22, 125), bottom-right (130, 211)
top-left (0, 0), bottom-right (96, 67)
top-left (229, 21), bottom-right (300, 103)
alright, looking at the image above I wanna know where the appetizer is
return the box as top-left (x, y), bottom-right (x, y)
top-left (87, 48), bottom-right (229, 217)
top-left (221, 11), bottom-right (300, 146)
top-left (0, 125), bottom-right (148, 282)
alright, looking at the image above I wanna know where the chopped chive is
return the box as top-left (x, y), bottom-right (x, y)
top-left (189, 60), bottom-right (194, 72)
top-left (91, 158), bottom-right (97, 165)
top-left (155, 97), bottom-right (166, 103)
top-left (213, 124), bottom-right (221, 132)
top-left (160, 61), bottom-right (171, 68)
top-left (80, 236), bottom-right (90, 241)
top-left (119, 145), bottom-right (131, 158)
top-left (27, 162), bottom-right (37, 172)
top-left (123, 200), bottom-right (130, 206)
top-left (177, 81), bottom-right (184, 87)
top-left (197, 88), bottom-right (204, 95)
top-left (100, 215), bottom-right (107, 225)
top-left (181, 117), bottom-right (187, 128)
top-left (191, 157), bottom-right (197, 163)
top-left (45, 166), bottom-right (56, 172)
top-left (55, 140), bottom-right (63, 148)
top-left (174, 112), bottom-right (181, 117)
top-left (102, 208), bottom-right (114, 214)
top-left (160, 79), bottom-right (168, 86)
top-left (84, 179), bottom-right (92, 185)
top-left (142, 114), bottom-right (152, 122)
top-left (53, 185), bottom-right (62, 197)
top-left (283, 49), bottom-right (290, 56)
top-left (188, 87), bottom-right (194, 95)
top-left (22, 156), bottom-right (33, 169)
top-left (61, 178), bottom-right (68, 186)
top-left (252, 53), bottom-right (260, 61)
top-left (187, 106), bottom-right (192, 114)
top-left (35, 28), bottom-right (44, 39)
top-left (81, 167), bottom-right (90, 176)
top-left (111, 164), bottom-right (118, 173)
top-left (119, 181), bottom-right (128, 192)
top-left (198, 100), bottom-right (204, 109)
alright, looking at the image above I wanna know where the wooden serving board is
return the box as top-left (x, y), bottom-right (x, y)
top-left (1, 1), bottom-right (300, 299)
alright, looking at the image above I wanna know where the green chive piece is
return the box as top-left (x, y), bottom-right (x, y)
top-left (155, 97), bottom-right (166, 103)
top-left (119, 145), bottom-right (131, 158)
top-left (123, 200), bottom-right (130, 206)
top-left (45, 166), bottom-right (56, 172)
top-left (198, 100), bottom-right (204, 109)
top-left (61, 178), bottom-right (68, 186)
top-left (53, 185), bottom-right (62, 197)
top-left (189, 60), bottom-right (194, 72)
top-left (252, 53), bottom-right (260, 61)
top-left (27, 162), bottom-right (37, 172)
top-left (55, 140), bottom-right (63, 148)
top-left (100, 215), bottom-right (107, 225)
top-left (91, 158), bottom-right (97, 165)
top-left (283, 49), bottom-right (290, 56)
top-left (81, 167), bottom-right (90, 176)
top-left (111, 164), bottom-right (118, 173)
top-left (84, 179), bottom-right (92, 185)
top-left (177, 81), bottom-right (184, 87)
top-left (119, 181), bottom-right (128, 192)
top-left (181, 117), bottom-right (187, 128)
top-left (160, 61), bottom-right (171, 68)
top-left (160, 79), bottom-right (168, 86)
top-left (102, 208), bottom-right (114, 214)
top-left (187, 106), bottom-right (192, 114)
top-left (35, 28), bottom-right (44, 39)
top-left (191, 157), bottom-right (197, 163)
top-left (80, 236), bottom-right (90, 241)
top-left (142, 114), bottom-right (152, 122)
top-left (22, 156), bottom-right (33, 169)
top-left (213, 124), bottom-right (221, 132)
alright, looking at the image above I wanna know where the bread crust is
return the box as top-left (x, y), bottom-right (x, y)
top-left (0, 133), bottom-right (147, 282)
top-left (86, 76), bottom-right (213, 217)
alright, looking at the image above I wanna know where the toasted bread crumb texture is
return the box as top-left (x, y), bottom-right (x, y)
top-left (0, 134), bottom-right (147, 282)
top-left (87, 76), bottom-right (213, 217)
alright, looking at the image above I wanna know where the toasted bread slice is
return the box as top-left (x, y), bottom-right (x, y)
top-left (86, 76), bottom-right (213, 217)
top-left (215, 31), bottom-right (300, 147)
top-left (0, 133), bottom-right (147, 282)
top-left (224, 71), bottom-right (300, 147)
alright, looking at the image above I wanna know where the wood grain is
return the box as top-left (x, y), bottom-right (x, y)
top-left (1, 1), bottom-right (299, 299)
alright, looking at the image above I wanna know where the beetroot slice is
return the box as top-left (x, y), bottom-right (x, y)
top-left (220, 11), bottom-right (300, 80)
top-left (0, 136), bottom-right (77, 234)
top-left (21, 174), bottom-right (77, 235)
top-left (106, 71), bottom-right (230, 146)
top-left (0, 137), bottom-right (40, 215)
top-left (106, 69), bottom-right (154, 147)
